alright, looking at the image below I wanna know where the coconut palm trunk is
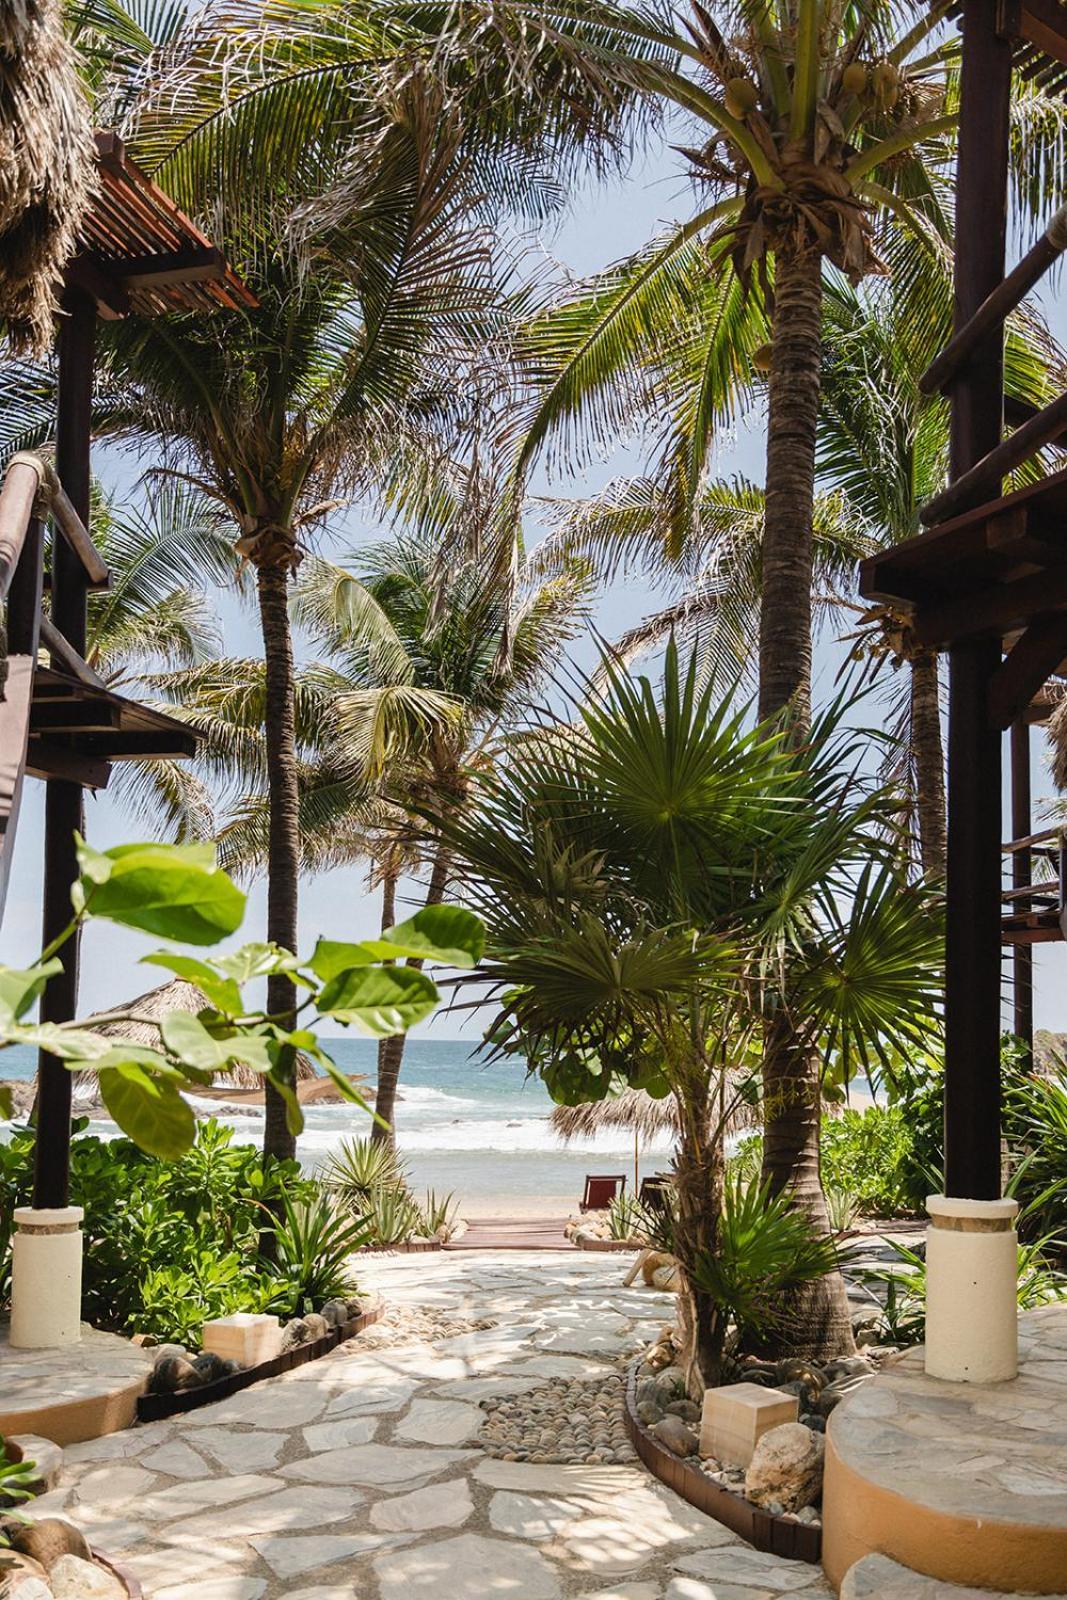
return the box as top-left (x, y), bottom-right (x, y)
top-left (672, 1077), bottom-right (726, 1394)
top-left (910, 652), bottom-right (946, 876)
top-left (257, 553), bottom-right (300, 1165)
top-left (372, 842), bottom-right (451, 1146)
top-left (756, 243), bottom-right (855, 1361)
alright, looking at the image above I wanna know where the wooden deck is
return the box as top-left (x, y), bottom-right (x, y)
top-left (444, 1217), bottom-right (576, 1251)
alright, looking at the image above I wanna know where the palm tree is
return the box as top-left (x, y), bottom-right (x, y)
top-left (146, 505), bottom-right (593, 1145)
top-left (446, 642), bottom-right (942, 1385)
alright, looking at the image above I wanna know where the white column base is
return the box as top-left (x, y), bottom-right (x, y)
top-left (10, 1206), bottom-right (84, 1349)
top-left (924, 1195), bottom-right (1018, 1384)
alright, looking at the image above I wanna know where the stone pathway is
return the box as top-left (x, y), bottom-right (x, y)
top-left (35, 1251), bottom-right (835, 1600)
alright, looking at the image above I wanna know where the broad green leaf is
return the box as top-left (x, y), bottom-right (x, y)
top-left (141, 952), bottom-right (243, 1016)
top-left (317, 965), bottom-right (439, 1035)
top-left (99, 1067), bottom-right (196, 1158)
top-left (307, 939), bottom-right (379, 982)
top-left (75, 839), bottom-right (245, 945)
top-left (161, 1012), bottom-right (274, 1077)
top-left (0, 961), bottom-right (62, 1027)
top-left (7, 1023), bottom-right (113, 1061)
top-left (214, 942), bottom-right (301, 982)
top-left (380, 906), bottom-right (485, 968)
top-left (0, 1084), bottom-right (11, 1119)
top-left (90, 1043), bottom-right (196, 1083)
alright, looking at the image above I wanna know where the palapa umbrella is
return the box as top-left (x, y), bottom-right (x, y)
top-left (0, 0), bottom-right (95, 353)
top-left (76, 979), bottom-right (319, 1093)
top-left (550, 1082), bottom-right (759, 1194)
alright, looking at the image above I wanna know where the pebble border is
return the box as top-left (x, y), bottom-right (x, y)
top-left (623, 1357), bottom-right (822, 1566)
top-left (136, 1297), bottom-right (386, 1423)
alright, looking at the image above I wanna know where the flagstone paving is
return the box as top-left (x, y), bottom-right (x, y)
top-left (37, 1250), bottom-right (835, 1599)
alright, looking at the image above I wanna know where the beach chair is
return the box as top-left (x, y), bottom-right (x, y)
top-left (638, 1175), bottom-right (672, 1214)
top-left (579, 1174), bottom-right (626, 1212)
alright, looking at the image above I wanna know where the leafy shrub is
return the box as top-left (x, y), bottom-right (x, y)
top-left (0, 1119), bottom-right (359, 1345)
top-left (420, 1189), bottom-right (458, 1238)
top-left (688, 1175), bottom-right (840, 1344)
top-left (820, 1104), bottom-right (923, 1218)
top-left (321, 1137), bottom-right (405, 1205)
top-left (323, 1136), bottom-right (456, 1245)
top-left (860, 1235), bottom-right (1067, 1347)
top-left (364, 1184), bottom-right (425, 1246)
top-left (607, 1190), bottom-right (646, 1240)
top-left (1004, 1053), bottom-right (1067, 1243)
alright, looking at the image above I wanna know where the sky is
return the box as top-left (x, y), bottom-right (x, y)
top-left (2, 141), bottom-right (1064, 1039)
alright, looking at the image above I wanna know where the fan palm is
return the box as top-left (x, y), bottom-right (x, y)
top-left (446, 641), bottom-right (943, 1383)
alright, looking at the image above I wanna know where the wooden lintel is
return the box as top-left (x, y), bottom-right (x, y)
top-left (26, 740), bottom-right (111, 789)
top-left (63, 254), bottom-right (130, 320)
top-left (988, 614), bottom-right (1067, 727)
top-left (30, 700), bottom-right (123, 733)
top-left (1020, 2), bottom-right (1067, 65)
top-left (115, 245), bottom-right (226, 288)
top-left (914, 563), bottom-right (1067, 649)
top-left (82, 730), bottom-right (198, 760)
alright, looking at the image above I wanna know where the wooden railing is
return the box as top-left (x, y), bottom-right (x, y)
top-left (1001, 828), bottom-right (1067, 943)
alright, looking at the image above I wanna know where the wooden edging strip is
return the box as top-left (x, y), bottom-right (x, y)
top-left (622, 1358), bottom-right (821, 1567)
top-left (360, 1239), bottom-right (443, 1255)
top-left (95, 1548), bottom-right (143, 1598)
top-left (135, 1299), bottom-right (385, 1423)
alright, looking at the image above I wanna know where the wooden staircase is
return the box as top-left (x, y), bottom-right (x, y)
top-left (0, 451), bottom-right (195, 921)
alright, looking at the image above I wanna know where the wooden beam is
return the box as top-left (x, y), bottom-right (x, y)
top-left (0, 658), bottom-right (36, 923)
top-left (26, 741), bottom-right (111, 790)
top-left (30, 701), bottom-right (122, 733)
top-left (943, 0), bottom-right (1012, 1205)
top-left (920, 200), bottom-right (1067, 396)
top-left (0, 456), bottom-right (44, 600)
top-left (114, 245), bottom-right (227, 288)
top-left (78, 729), bottom-right (198, 760)
top-left (988, 614), bottom-right (1067, 727)
top-left (39, 617), bottom-right (106, 689)
top-left (922, 387), bottom-right (1067, 526)
top-left (34, 285), bottom-right (95, 1212)
top-left (63, 254), bottom-right (129, 320)
top-left (913, 563), bottom-right (1067, 649)
top-left (49, 476), bottom-right (110, 588)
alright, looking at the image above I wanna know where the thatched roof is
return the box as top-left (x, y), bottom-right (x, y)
top-left (0, 0), bottom-right (96, 352)
top-left (1049, 690), bottom-right (1067, 791)
top-left (78, 979), bottom-right (317, 1090)
top-left (550, 1082), bottom-right (759, 1146)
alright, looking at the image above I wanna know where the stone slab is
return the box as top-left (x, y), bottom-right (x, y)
top-left (374, 1532), bottom-right (561, 1600)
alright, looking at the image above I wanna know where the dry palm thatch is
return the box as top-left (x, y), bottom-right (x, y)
top-left (0, 0), bottom-right (95, 353)
top-left (1048, 686), bottom-right (1067, 791)
top-left (549, 1082), bottom-right (758, 1146)
top-left (76, 978), bottom-right (317, 1090)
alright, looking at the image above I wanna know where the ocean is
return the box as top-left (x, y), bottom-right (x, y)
top-left (0, 1038), bottom-right (674, 1210)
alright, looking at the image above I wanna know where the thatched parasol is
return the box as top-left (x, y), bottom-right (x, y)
top-left (550, 1083), bottom-right (759, 1193)
top-left (77, 979), bottom-right (318, 1091)
top-left (0, 0), bottom-right (96, 352)
top-left (1049, 689), bottom-right (1067, 791)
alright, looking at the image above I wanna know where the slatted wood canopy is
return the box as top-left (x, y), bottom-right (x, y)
top-left (0, 131), bottom-right (253, 1210)
top-left (858, 0), bottom-right (1067, 1197)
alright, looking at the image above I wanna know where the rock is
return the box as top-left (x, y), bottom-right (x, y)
top-left (151, 1343), bottom-right (189, 1364)
top-left (320, 1299), bottom-right (348, 1328)
top-left (0, 1553), bottom-right (50, 1587)
top-left (49, 1555), bottom-right (125, 1599)
top-left (190, 1351), bottom-right (231, 1384)
top-left (664, 1399), bottom-right (700, 1423)
top-left (823, 1356), bottom-right (875, 1380)
top-left (651, 1265), bottom-right (679, 1291)
top-left (4, 1436), bottom-right (63, 1492)
top-left (651, 1366), bottom-right (686, 1402)
top-left (650, 1415), bottom-right (698, 1457)
top-left (815, 1375), bottom-right (869, 1417)
top-left (635, 1401), bottom-right (662, 1426)
top-left (13, 1519), bottom-right (92, 1571)
top-left (7, 1578), bottom-right (53, 1600)
top-left (148, 1355), bottom-right (203, 1394)
top-left (302, 1312), bottom-right (329, 1341)
top-left (635, 1377), bottom-right (659, 1406)
top-left (744, 1422), bottom-right (824, 1513)
top-left (345, 1296), bottom-right (365, 1319)
top-left (641, 1251), bottom-right (673, 1286)
top-left (280, 1318), bottom-right (311, 1351)
top-left (795, 1505), bottom-right (820, 1524)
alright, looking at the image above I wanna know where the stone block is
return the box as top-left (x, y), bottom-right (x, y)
top-left (699, 1381), bottom-right (798, 1467)
top-left (201, 1312), bottom-right (281, 1368)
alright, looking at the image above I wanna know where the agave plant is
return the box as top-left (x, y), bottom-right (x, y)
top-left (420, 1189), bottom-right (458, 1240)
top-left (263, 1189), bottom-right (369, 1317)
top-left (364, 1185), bottom-right (425, 1249)
top-left (321, 1137), bottom-right (407, 1210)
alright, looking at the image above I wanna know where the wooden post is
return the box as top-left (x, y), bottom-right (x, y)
top-left (943, 1), bottom-right (1012, 1202)
top-left (32, 287), bottom-right (95, 1210)
top-left (1011, 719), bottom-right (1033, 1063)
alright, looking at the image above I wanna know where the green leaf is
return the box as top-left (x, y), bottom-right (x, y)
top-left (98, 1067), bottom-right (196, 1159)
top-left (307, 939), bottom-right (379, 982)
top-left (317, 966), bottom-right (440, 1036)
top-left (75, 838), bottom-right (245, 945)
top-left (0, 960), bottom-right (62, 1027)
top-left (161, 1012), bottom-right (274, 1076)
top-left (0, 1084), bottom-right (11, 1119)
top-left (140, 952), bottom-right (243, 1016)
top-left (380, 906), bottom-right (485, 968)
top-left (7, 1023), bottom-right (114, 1061)
top-left (214, 943), bottom-right (301, 982)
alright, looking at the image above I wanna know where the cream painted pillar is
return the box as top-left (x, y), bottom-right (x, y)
top-left (9, 1206), bottom-right (84, 1349)
top-left (924, 1195), bottom-right (1018, 1383)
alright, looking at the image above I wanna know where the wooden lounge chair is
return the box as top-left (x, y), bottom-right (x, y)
top-left (579, 1174), bottom-right (626, 1212)
top-left (638, 1175), bottom-right (672, 1213)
